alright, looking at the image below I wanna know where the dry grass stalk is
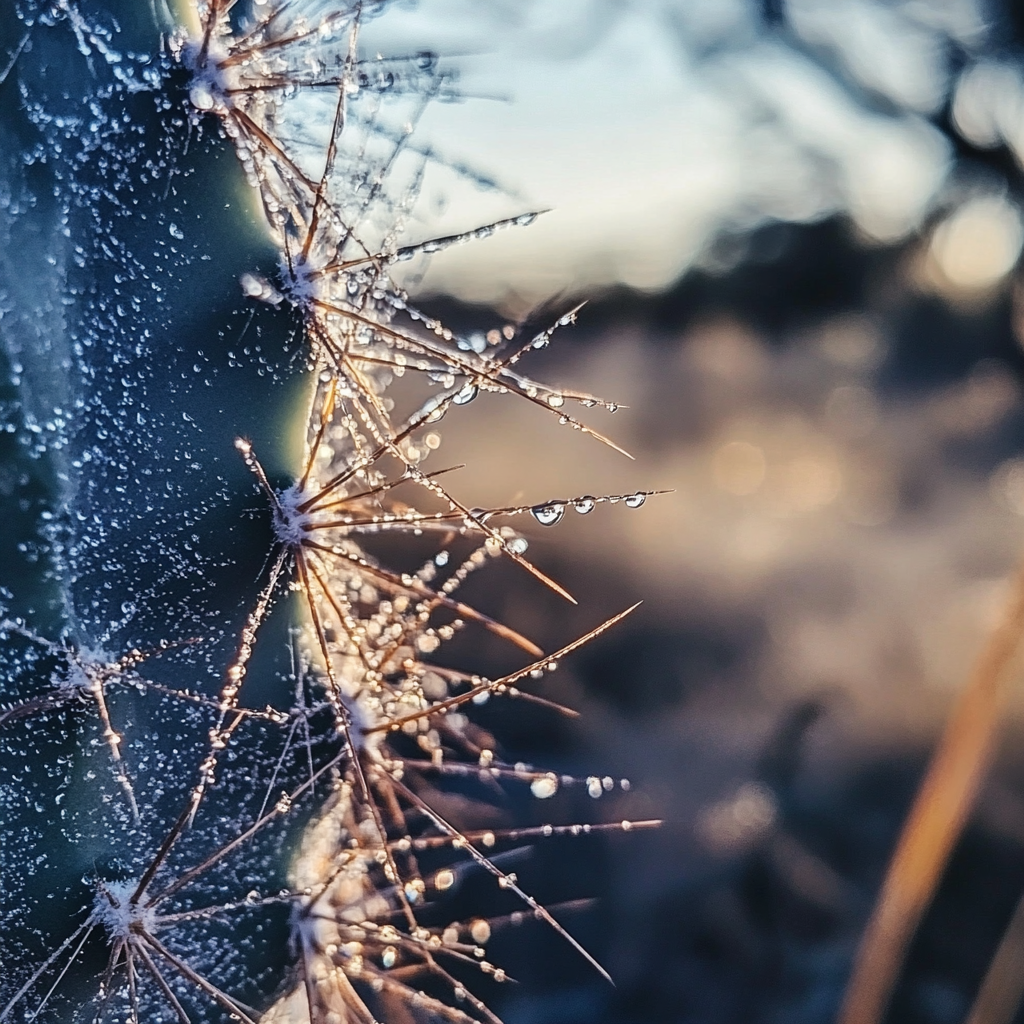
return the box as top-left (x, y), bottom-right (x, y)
top-left (837, 552), bottom-right (1024, 1024)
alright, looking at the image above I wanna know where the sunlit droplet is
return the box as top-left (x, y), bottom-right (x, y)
top-left (531, 774), bottom-right (558, 799)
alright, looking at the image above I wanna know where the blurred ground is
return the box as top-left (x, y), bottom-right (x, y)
top-left (412, 212), bottom-right (1024, 1022)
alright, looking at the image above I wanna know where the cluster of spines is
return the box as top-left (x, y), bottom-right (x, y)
top-left (1, 2), bottom-right (659, 1022)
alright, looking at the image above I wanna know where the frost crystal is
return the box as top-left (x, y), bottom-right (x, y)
top-left (272, 484), bottom-right (314, 546)
top-left (93, 880), bottom-right (157, 939)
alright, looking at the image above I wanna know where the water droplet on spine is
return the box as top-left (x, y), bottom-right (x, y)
top-left (531, 504), bottom-right (564, 527)
top-left (531, 774), bottom-right (558, 799)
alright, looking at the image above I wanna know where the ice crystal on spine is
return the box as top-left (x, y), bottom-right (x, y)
top-left (93, 880), bottom-right (158, 939)
top-left (273, 483), bottom-right (315, 546)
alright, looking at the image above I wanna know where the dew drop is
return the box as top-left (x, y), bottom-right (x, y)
top-left (424, 397), bottom-right (447, 423)
top-left (531, 503), bottom-right (564, 527)
top-left (574, 496), bottom-right (596, 514)
top-left (189, 85), bottom-right (214, 110)
top-left (453, 383), bottom-right (478, 406)
top-left (625, 492), bottom-right (647, 508)
top-left (531, 774), bottom-right (558, 799)
top-left (416, 634), bottom-right (440, 654)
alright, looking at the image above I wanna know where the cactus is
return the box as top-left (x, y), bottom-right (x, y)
top-left (0, 2), bottom-right (656, 1021)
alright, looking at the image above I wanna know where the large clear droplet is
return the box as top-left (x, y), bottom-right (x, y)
top-left (574, 496), bottom-right (596, 514)
top-left (625, 492), bottom-right (646, 508)
top-left (531, 504), bottom-right (564, 527)
top-left (453, 383), bottom-right (478, 406)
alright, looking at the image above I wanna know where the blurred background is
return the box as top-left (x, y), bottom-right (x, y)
top-left (367, 2), bottom-right (1024, 1022)
top-left (9, 1), bottom-right (1024, 1022)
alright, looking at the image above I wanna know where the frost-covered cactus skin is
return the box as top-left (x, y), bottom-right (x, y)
top-left (0, 3), bottom-right (657, 1021)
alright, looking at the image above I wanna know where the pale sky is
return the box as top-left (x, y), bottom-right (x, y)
top-left (345, 0), bottom-right (994, 307)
